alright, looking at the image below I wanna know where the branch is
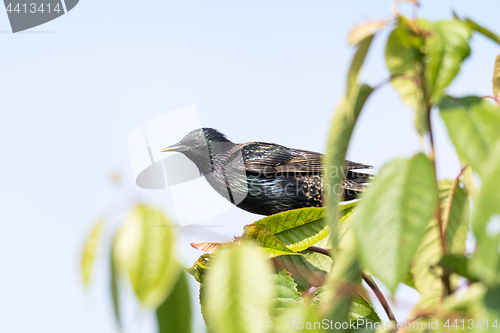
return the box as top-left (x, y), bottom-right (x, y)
top-left (306, 246), bottom-right (397, 322)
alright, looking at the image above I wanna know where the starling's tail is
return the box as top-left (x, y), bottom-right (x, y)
top-left (342, 162), bottom-right (374, 201)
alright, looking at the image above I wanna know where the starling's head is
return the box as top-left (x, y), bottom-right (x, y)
top-left (160, 128), bottom-right (230, 153)
top-left (160, 128), bottom-right (233, 173)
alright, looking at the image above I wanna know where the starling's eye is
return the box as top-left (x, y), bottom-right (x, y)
top-left (194, 140), bottom-right (203, 148)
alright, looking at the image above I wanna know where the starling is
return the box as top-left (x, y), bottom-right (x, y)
top-left (160, 128), bottom-right (371, 216)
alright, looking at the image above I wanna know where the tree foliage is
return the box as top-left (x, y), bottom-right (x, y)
top-left (81, 2), bottom-right (500, 332)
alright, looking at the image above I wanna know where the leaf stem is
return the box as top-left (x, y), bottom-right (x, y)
top-left (306, 246), bottom-right (397, 322)
top-left (426, 106), bottom-right (452, 296)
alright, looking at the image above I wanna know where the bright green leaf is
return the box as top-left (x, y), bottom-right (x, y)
top-left (426, 20), bottom-right (471, 104)
top-left (110, 241), bottom-right (121, 329)
top-left (271, 306), bottom-right (323, 333)
top-left (411, 217), bottom-right (443, 310)
top-left (113, 205), bottom-right (180, 307)
top-left (81, 219), bottom-right (103, 285)
top-left (325, 83), bottom-right (373, 252)
top-left (242, 224), bottom-right (298, 258)
top-left (354, 154), bottom-right (437, 292)
top-left (439, 96), bottom-right (500, 175)
top-left (205, 243), bottom-right (273, 333)
top-left (187, 254), bottom-right (211, 283)
top-left (269, 271), bottom-right (303, 322)
top-left (156, 272), bottom-right (192, 333)
top-left (250, 207), bottom-right (328, 252)
top-left (385, 17), bottom-right (427, 135)
top-left (440, 179), bottom-right (470, 255)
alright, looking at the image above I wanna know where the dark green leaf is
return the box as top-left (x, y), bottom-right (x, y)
top-left (464, 18), bottom-right (500, 45)
top-left (272, 250), bottom-right (333, 291)
top-left (320, 239), bottom-right (361, 331)
top-left (354, 154), bottom-right (437, 292)
top-left (438, 254), bottom-right (479, 283)
top-left (347, 35), bottom-right (374, 94)
top-left (439, 96), bottom-right (500, 175)
top-left (156, 272), bottom-right (191, 333)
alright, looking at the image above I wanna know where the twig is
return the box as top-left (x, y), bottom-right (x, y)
top-left (306, 246), bottom-right (397, 322)
top-left (427, 105), bottom-right (452, 296)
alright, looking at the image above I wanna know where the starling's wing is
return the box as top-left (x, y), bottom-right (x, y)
top-left (233, 142), bottom-right (296, 174)
top-left (234, 143), bottom-right (372, 175)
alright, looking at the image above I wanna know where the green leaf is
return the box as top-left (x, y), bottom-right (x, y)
top-left (272, 306), bottom-right (323, 333)
top-left (110, 240), bottom-right (121, 329)
top-left (438, 254), bottom-right (480, 283)
top-left (113, 205), bottom-right (180, 307)
top-left (156, 272), bottom-right (192, 333)
top-left (426, 20), bottom-right (471, 104)
top-left (325, 83), bottom-right (373, 252)
top-left (411, 217), bottom-right (443, 309)
top-left (320, 238), bottom-right (362, 329)
top-left (242, 224), bottom-right (298, 258)
top-left (354, 154), bottom-right (437, 293)
top-left (439, 96), bottom-right (500, 175)
top-left (349, 296), bottom-right (381, 324)
top-left (81, 219), bottom-right (103, 285)
top-left (204, 243), bottom-right (273, 333)
top-left (385, 17), bottom-right (427, 135)
top-left (464, 17), bottom-right (500, 45)
top-left (348, 20), bottom-right (389, 46)
top-left (272, 250), bottom-right (333, 292)
top-left (469, 139), bottom-right (500, 286)
top-left (269, 271), bottom-right (303, 322)
top-left (412, 179), bottom-right (470, 309)
top-left (440, 179), bottom-right (470, 255)
top-left (250, 207), bottom-right (328, 252)
top-left (493, 54), bottom-right (500, 98)
top-left (310, 288), bottom-right (381, 327)
top-left (187, 253), bottom-right (211, 283)
top-left (347, 35), bottom-right (374, 94)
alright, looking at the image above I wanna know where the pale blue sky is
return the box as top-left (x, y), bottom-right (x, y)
top-left (1, 1), bottom-right (499, 332)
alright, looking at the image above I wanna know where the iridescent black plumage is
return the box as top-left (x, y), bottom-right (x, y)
top-left (161, 128), bottom-right (371, 216)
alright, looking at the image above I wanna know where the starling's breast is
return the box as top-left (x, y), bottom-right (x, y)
top-left (235, 173), bottom-right (324, 215)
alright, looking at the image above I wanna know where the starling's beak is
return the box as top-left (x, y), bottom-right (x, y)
top-left (160, 143), bottom-right (188, 153)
